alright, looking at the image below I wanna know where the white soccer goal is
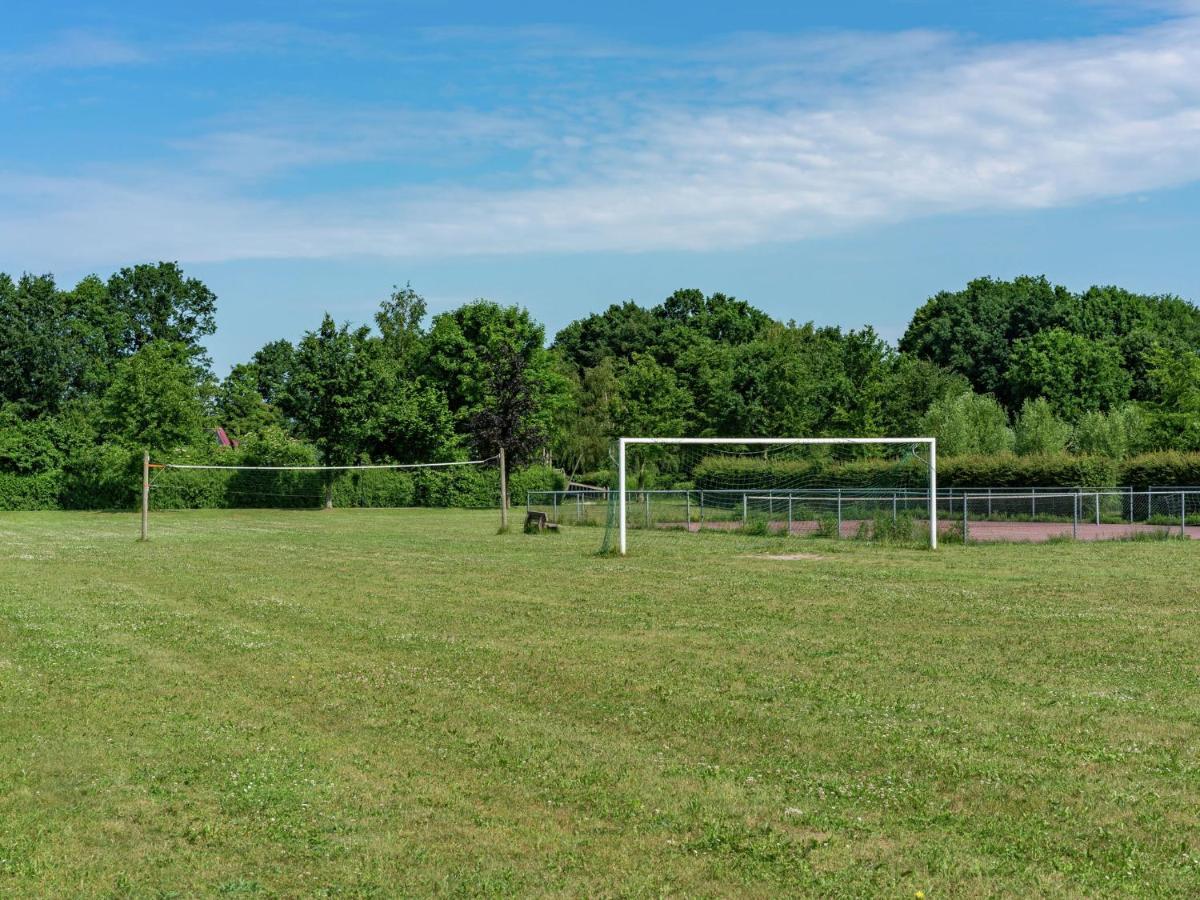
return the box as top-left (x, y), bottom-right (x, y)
top-left (141, 455), bottom-right (504, 538)
top-left (608, 437), bottom-right (938, 554)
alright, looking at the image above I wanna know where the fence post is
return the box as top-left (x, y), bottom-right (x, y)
top-left (498, 447), bottom-right (508, 530)
top-left (140, 450), bottom-right (150, 541)
top-left (577, 492), bottom-right (583, 523)
top-left (836, 490), bottom-right (843, 538)
top-left (1072, 492), bottom-right (1078, 540)
top-left (552, 490), bottom-right (557, 523)
top-left (987, 487), bottom-right (992, 517)
top-left (1095, 492), bottom-right (1100, 526)
top-left (1032, 489), bottom-right (1036, 518)
top-left (1128, 486), bottom-right (1133, 524)
top-left (699, 490), bottom-right (705, 528)
top-left (892, 492), bottom-right (897, 523)
top-left (742, 493), bottom-right (748, 527)
top-left (963, 496), bottom-right (968, 545)
top-left (1182, 491), bottom-right (1187, 536)
top-left (685, 491), bottom-right (691, 529)
top-left (788, 496), bottom-right (793, 535)
top-left (645, 492), bottom-right (651, 528)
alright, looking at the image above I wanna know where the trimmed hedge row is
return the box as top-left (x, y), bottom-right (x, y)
top-left (692, 452), bottom-right (1200, 491)
top-left (1118, 452), bottom-right (1200, 488)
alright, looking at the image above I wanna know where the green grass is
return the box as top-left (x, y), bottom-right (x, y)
top-left (1, 509), bottom-right (1199, 897)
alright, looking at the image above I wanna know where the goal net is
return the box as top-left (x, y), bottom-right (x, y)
top-left (148, 457), bottom-right (500, 512)
top-left (601, 437), bottom-right (938, 555)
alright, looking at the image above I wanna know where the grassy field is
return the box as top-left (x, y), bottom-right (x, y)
top-left (1, 510), bottom-right (1198, 897)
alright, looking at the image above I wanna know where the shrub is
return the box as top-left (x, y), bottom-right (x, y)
top-left (863, 511), bottom-right (923, 545)
top-left (920, 391), bottom-right (1014, 456)
top-left (332, 469), bottom-right (416, 508)
top-left (939, 453), bottom-right (1117, 488)
top-left (1118, 452), bottom-right (1200, 488)
top-left (694, 452), bottom-right (1117, 491)
top-left (507, 464), bottom-right (565, 506)
top-left (1072, 405), bottom-right (1148, 459)
top-left (574, 469), bottom-right (614, 488)
top-left (0, 471), bottom-right (63, 510)
top-left (60, 444), bottom-right (141, 510)
top-left (1014, 398), bottom-right (1070, 456)
top-left (412, 466), bottom-right (498, 508)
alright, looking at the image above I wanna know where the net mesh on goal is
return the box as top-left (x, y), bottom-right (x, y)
top-left (599, 440), bottom-right (935, 555)
top-left (149, 458), bottom-right (500, 510)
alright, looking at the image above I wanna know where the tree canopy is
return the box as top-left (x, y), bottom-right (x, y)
top-left (2, 265), bottom-right (1199, 508)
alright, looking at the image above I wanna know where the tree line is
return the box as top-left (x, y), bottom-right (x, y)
top-left (1, 265), bottom-right (1198, 506)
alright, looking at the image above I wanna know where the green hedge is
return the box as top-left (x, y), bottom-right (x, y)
top-left (939, 454), bottom-right (1117, 488)
top-left (1118, 452), bottom-right (1200, 488)
top-left (0, 471), bottom-right (64, 510)
top-left (692, 456), bottom-right (929, 490)
top-left (692, 452), bottom-right (1123, 491)
top-left (59, 445), bottom-right (141, 510)
top-left (507, 464), bottom-right (566, 503)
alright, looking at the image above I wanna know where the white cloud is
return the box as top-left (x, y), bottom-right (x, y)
top-left (0, 29), bottom-right (146, 71)
top-left (1, 14), bottom-right (1200, 266)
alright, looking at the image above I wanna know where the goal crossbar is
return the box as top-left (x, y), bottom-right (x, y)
top-left (615, 436), bottom-right (938, 554)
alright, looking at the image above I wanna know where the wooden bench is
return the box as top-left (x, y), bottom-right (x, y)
top-left (524, 510), bottom-right (559, 533)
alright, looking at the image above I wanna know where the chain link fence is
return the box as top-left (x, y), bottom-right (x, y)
top-left (526, 486), bottom-right (1200, 542)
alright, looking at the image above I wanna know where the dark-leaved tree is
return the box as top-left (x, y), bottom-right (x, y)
top-left (468, 343), bottom-right (545, 466)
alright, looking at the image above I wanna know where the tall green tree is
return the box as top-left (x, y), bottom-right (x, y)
top-left (900, 276), bottom-right (1073, 405)
top-left (552, 301), bottom-right (662, 373)
top-left (654, 289), bottom-right (772, 351)
top-left (285, 315), bottom-right (377, 468)
top-left (612, 354), bottom-right (692, 438)
top-left (1140, 348), bottom-right (1200, 450)
top-left (106, 262), bottom-right (217, 362)
top-left (0, 273), bottom-right (68, 413)
top-left (100, 341), bottom-right (209, 452)
top-left (215, 363), bottom-right (283, 438)
top-left (728, 324), bottom-right (832, 438)
top-left (425, 300), bottom-right (567, 451)
top-left (611, 354), bottom-right (693, 488)
top-left (251, 340), bottom-right (296, 408)
top-left (375, 282), bottom-right (428, 371)
top-left (1006, 329), bottom-right (1132, 420)
top-left (366, 379), bottom-right (459, 464)
top-left (62, 274), bottom-right (125, 398)
top-left (877, 356), bottom-right (970, 438)
top-left (551, 357), bottom-right (618, 477)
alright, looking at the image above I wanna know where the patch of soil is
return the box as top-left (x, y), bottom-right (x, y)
top-left (746, 552), bottom-right (826, 561)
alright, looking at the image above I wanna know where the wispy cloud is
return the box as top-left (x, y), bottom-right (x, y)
top-left (0, 29), bottom-right (146, 71)
top-left (1, 13), bottom-right (1199, 266)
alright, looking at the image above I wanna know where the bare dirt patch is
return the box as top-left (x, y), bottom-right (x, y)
top-left (745, 552), bottom-right (826, 561)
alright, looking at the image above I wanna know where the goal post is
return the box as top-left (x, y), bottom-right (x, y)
top-left (614, 436), bottom-right (938, 554)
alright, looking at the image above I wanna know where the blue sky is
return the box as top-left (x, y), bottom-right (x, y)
top-left (2, 1), bottom-right (1199, 373)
